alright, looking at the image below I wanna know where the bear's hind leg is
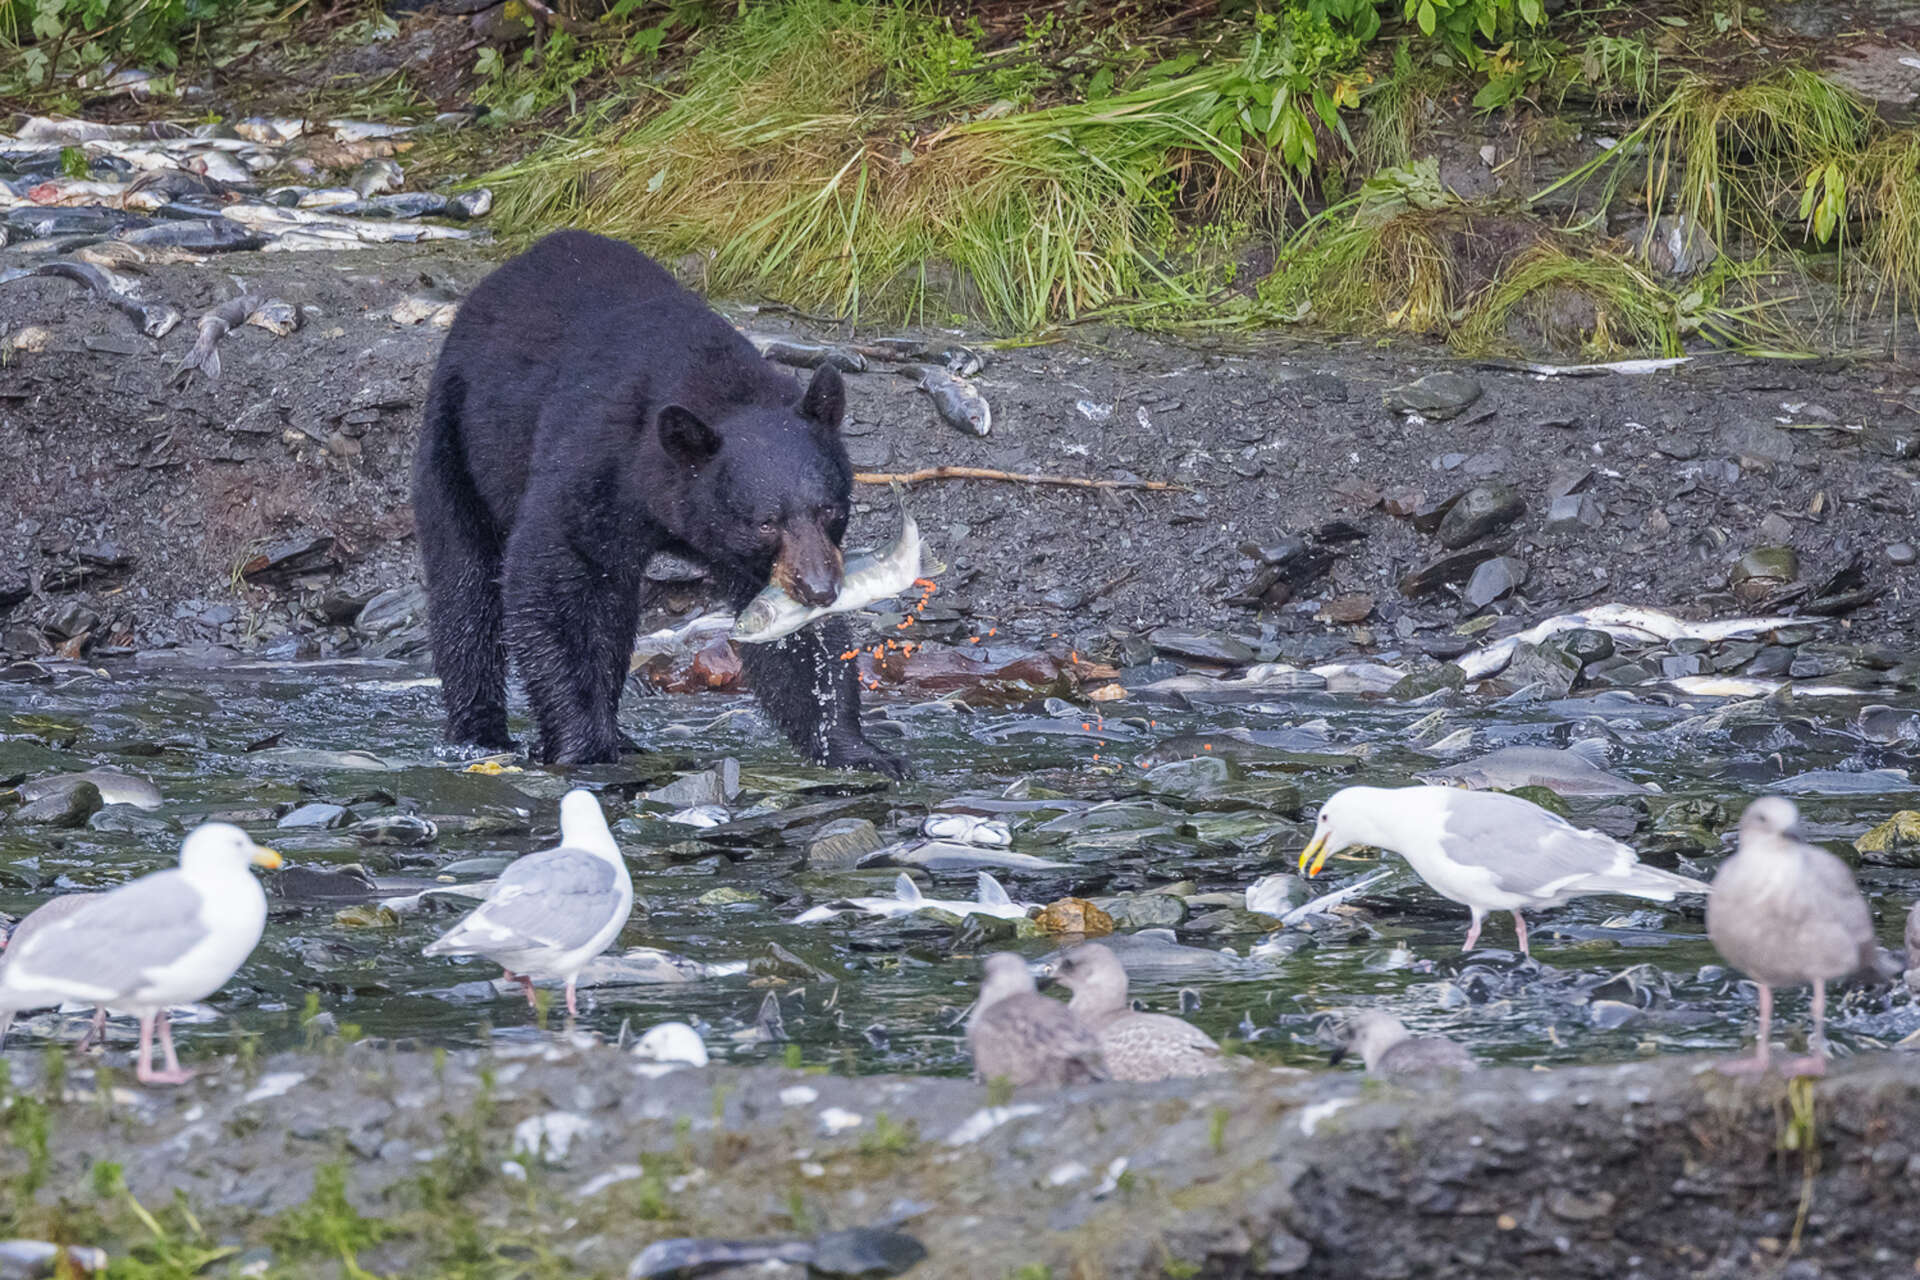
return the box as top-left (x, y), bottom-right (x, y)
top-left (413, 376), bottom-right (513, 750)
top-left (502, 520), bottom-right (644, 765)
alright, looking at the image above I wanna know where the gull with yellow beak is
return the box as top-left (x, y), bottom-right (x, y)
top-left (0, 823), bottom-right (281, 1084)
top-left (1298, 785), bottom-right (1708, 954)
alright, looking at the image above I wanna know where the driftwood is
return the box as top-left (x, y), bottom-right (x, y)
top-left (854, 467), bottom-right (1186, 493)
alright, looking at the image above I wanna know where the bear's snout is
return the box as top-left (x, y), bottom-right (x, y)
top-left (775, 529), bottom-right (844, 608)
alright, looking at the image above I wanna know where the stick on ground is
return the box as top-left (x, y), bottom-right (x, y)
top-left (854, 467), bottom-right (1187, 493)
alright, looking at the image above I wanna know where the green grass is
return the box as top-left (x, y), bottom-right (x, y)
top-left (490, 0), bottom-right (1359, 331)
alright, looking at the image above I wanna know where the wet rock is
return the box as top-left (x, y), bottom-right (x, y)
top-left (1546, 492), bottom-right (1602, 533)
top-left (807, 818), bottom-right (884, 871)
top-left (355, 585), bottom-right (427, 638)
top-left (1436, 484), bottom-right (1524, 550)
top-left (1627, 214), bottom-right (1718, 276)
top-left (89, 804), bottom-right (177, 835)
top-left (1559, 629), bottom-right (1615, 665)
top-left (1399, 547), bottom-right (1504, 598)
top-left (10, 780), bottom-right (101, 827)
top-left (1034, 897), bottom-right (1114, 936)
top-left (1148, 628), bottom-right (1255, 665)
top-left (1855, 812), bottom-right (1920, 867)
top-left (350, 813), bottom-right (438, 846)
top-left (1389, 664), bottom-right (1467, 698)
top-left (240, 535), bottom-right (339, 589)
top-left (1385, 372), bottom-right (1483, 420)
top-left (1092, 894), bottom-right (1188, 929)
top-left (279, 802), bottom-right (351, 829)
top-left (1890, 542), bottom-right (1917, 567)
top-left (1464, 556), bottom-right (1526, 609)
top-left (646, 768), bottom-right (732, 810)
top-left (1263, 1230), bottom-right (1313, 1274)
top-left (697, 886), bottom-right (763, 907)
top-left (1482, 642), bottom-right (1579, 697)
top-left (1729, 545), bottom-right (1799, 604)
top-left (1144, 755), bottom-right (1234, 797)
top-left (1318, 594), bottom-right (1374, 624)
top-left (1746, 646), bottom-right (1794, 677)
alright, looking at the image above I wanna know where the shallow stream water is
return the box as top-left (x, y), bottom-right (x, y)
top-left (2, 654), bottom-right (1917, 1076)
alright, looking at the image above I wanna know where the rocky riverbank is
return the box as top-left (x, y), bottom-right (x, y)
top-left (3, 242), bottom-right (1918, 701)
top-left (4, 1044), bottom-right (1919, 1278)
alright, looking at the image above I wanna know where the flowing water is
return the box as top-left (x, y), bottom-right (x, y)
top-left (3, 655), bottom-right (1918, 1076)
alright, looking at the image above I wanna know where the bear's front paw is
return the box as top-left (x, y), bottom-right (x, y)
top-left (824, 736), bottom-right (911, 780)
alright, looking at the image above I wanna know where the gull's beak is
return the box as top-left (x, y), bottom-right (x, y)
top-left (1298, 832), bottom-right (1331, 877)
top-left (251, 845), bottom-right (283, 870)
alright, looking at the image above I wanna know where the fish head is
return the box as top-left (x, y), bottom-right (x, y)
top-left (653, 364), bottom-right (851, 607)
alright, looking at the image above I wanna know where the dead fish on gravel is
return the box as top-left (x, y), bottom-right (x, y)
top-left (121, 168), bottom-right (227, 211)
top-left (794, 871), bottom-right (1034, 923)
top-left (16, 768), bottom-right (161, 810)
top-left (898, 362), bottom-right (990, 436)
top-left (172, 293), bottom-right (299, 383)
top-left (858, 336), bottom-right (986, 376)
top-left (627, 1229), bottom-right (926, 1280)
top-left (349, 157), bottom-right (404, 197)
top-left (0, 257), bottom-right (179, 337)
top-left (732, 505), bottom-right (935, 644)
top-left (856, 838), bottom-right (1069, 873)
top-left (1416, 742), bottom-right (1650, 796)
top-left (563, 946), bottom-right (747, 987)
top-left (747, 334), bottom-right (868, 373)
top-left (115, 218), bottom-right (266, 253)
top-left (21, 178), bottom-right (128, 206)
top-left (1035, 928), bottom-right (1246, 980)
top-left (389, 286), bottom-right (461, 327)
top-left (1455, 604), bottom-right (1810, 681)
top-left (1773, 767), bottom-right (1918, 795)
top-left (1132, 722), bottom-right (1340, 770)
top-left (1278, 867), bottom-right (1396, 926)
top-left (921, 813), bottom-right (1012, 846)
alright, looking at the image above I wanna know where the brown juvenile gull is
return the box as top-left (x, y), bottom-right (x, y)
top-left (1328, 1010), bottom-right (1476, 1079)
top-left (0, 823), bottom-right (281, 1084)
top-left (0, 893), bottom-right (104, 1050)
top-left (1299, 785), bottom-right (1710, 954)
top-left (423, 788), bottom-right (632, 1018)
top-left (965, 952), bottom-right (1106, 1088)
top-left (1050, 942), bottom-right (1224, 1082)
top-left (1707, 796), bottom-right (1876, 1076)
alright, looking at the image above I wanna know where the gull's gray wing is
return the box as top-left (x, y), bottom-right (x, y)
top-left (1, 873), bottom-right (207, 1003)
top-left (434, 848), bottom-right (620, 953)
top-left (1435, 792), bottom-right (1643, 899)
top-left (968, 995), bottom-right (1107, 1086)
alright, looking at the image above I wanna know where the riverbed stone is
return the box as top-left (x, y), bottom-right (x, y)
top-left (1464, 555), bottom-right (1526, 609)
top-left (1483, 642), bottom-right (1580, 697)
top-left (1890, 542), bottom-right (1918, 566)
top-left (1559, 628), bottom-right (1615, 665)
top-left (1855, 811), bottom-right (1920, 866)
top-left (1384, 371), bottom-right (1483, 420)
top-left (1546, 492), bottom-right (1602, 533)
top-left (807, 818), bottom-right (884, 871)
top-left (1399, 547), bottom-right (1503, 598)
top-left (1729, 545), bottom-right (1799, 604)
top-left (1148, 628), bottom-right (1256, 665)
top-left (1436, 483), bottom-right (1524, 549)
top-left (279, 801), bottom-right (351, 829)
top-left (10, 780), bottom-right (101, 827)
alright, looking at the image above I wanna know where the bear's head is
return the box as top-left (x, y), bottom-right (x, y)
top-left (652, 363), bottom-right (852, 606)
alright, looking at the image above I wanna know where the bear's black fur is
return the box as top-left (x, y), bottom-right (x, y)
top-left (411, 230), bottom-right (906, 777)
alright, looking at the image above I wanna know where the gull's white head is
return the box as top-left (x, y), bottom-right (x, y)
top-left (975, 952), bottom-right (1039, 1014)
top-left (558, 789), bottom-right (617, 856)
top-left (1329, 1009), bottom-right (1412, 1072)
top-left (179, 822), bottom-right (281, 878)
top-left (631, 1021), bottom-right (708, 1066)
top-left (1298, 787), bottom-right (1372, 878)
top-left (1050, 942), bottom-right (1130, 1017)
top-left (1739, 795), bottom-right (1803, 843)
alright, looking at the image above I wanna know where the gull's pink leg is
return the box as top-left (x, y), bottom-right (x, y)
top-left (1461, 913), bottom-right (1484, 952)
top-left (139, 1011), bottom-right (194, 1085)
top-left (74, 1007), bottom-right (108, 1054)
top-left (565, 980), bottom-right (579, 1020)
top-left (1511, 911), bottom-right (1530, 956)
top-left (1719, 982), bottom-right (1774, 1076)
top-left (519, 975), bottom-right (537, 1009)
top-left (1782, 979), bottom-right (1830, 1077)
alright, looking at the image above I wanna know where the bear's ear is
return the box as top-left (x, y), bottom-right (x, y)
top-left (658, 405), bottom-right (721, 468)
top-left (798, 364), bottom-right (845, 434)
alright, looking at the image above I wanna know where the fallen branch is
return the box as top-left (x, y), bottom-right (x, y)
top-left (855, 467), bottom-right (1188, 493)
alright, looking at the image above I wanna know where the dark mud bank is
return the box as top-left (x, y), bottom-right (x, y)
top-left (9, 1046), bottom-right (1920, 1278)
top-left (2, 243), bottom-right (1918, 677)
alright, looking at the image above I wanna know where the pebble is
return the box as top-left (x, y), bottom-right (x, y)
top-left (1464, 556), bottom-right (1526, 609)
top-left (1890, 542), bottom-right (1918, 566)
top-left (1436, 483), bottom-right (1525, 549)
top-left (278, 802), bottom-right (351, 829)
top-left (1385, 372), bottom-right (1484, 420)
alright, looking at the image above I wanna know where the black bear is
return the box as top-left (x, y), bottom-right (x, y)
top-left (411, 230), bottom-right (907, 777)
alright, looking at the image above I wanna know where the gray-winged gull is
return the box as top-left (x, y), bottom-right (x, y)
top-left (0, 892), bottom-right (104, 1050)
top-left (965, 953), bottom-right (1106, 1088)
top-left (1050, 942), bottom-right (1224, 1081)
top-left (0, 823), bottom-right (280, 1084)
top-left (1329, 1010), bottom-right (1476, 1078)
top-left (1707, 796), bottom-right (1876, 1076)
top-left (423, 788), bottom-right (632, 1018)
top-left (1299, 785), bottom-right (1709, 954)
